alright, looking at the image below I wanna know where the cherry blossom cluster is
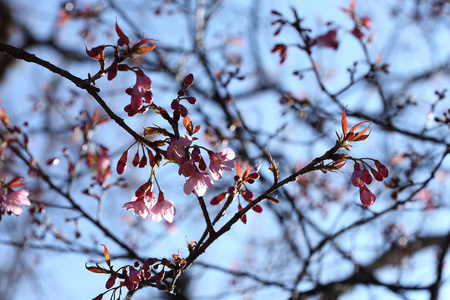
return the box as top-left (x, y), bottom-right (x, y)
top-left (85, 23), bottom-right (237, 223)
top-left (85, 22), bottom-right (156, 115)
top-left (0, 105), bottom-right (32, 220)
top-left (0, 177), bottom-right (31, 219)
top-left (334, 108), bottom-right (389, 206)
top-left (87, 244), bottom-right (187, 300)
top-left (123, 189), bottom-right (175, 223)
top-left (351, 160), bottom-right (389, 206)
top-left (167, 134), bottom-right (235, 197)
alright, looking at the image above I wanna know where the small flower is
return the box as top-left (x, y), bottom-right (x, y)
top-left (96, 149), bottom-right (111, 185)
top-left (151, 193), bottom-right (176, 223)
top-left (128, 70), bottom-right (153, 111)
top-left (125, 266), bottom-right (140, 291)
top-left (166, 134), bottom-right (193, 163)
top-left (359, 185), bottom-right (376, 206)
top-left (183, 170), bottom-right (214, 197)
top-left (123, 192), bottom-right (156, 219)
top-left (209, 148), bottom-right (235, 180)
top-left (3, 188), bottom-right (31, 216)
top-left (178, 160), bottom-right (195, 177)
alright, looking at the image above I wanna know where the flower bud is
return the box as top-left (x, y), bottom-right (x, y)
top-left (183, 73), bottom-right (194, 90)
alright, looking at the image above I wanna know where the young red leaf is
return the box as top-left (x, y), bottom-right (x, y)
top-left (193, 125), bottom-right (201, 133)
top-left (107, 60), bottom-right (118, 81)
top-left (135, 38), bottom-right (154, 47)
top-left (183, 116), bottom-right (193, 132)
top-left (101, 244), bottom-right (111, 267)
top-left (7, 176), bottom-right (27, 188)
top-left (135, 44), bottom-right (156, 54)
top-left (341, 107), bottom-right (348, 136)
top-left (85, 45), bottom-right (105, 60)
top-left (210, 193), bottom-right (226, 205)
top-left (354, 133), bottom-right (370, 141)
top-left (236, 159), bottom-right (243, 178)
top-left (349, 121), bottom-right (370, 134)
top-left (92, 293), bottom-right (104, 300)
top-left (85, 263), bottom-right (108, 273)
top-left (115, 22), bottom-right (129, 46)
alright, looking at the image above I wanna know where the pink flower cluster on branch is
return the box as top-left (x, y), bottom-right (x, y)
top-left (333, 107), bottom-right (389, 206)
top-left (351, 161), bottom-right (388, 206)
top-left (0, 177), bottom-right (31, 218)
top-left (85, 22), bottom-right (156, 116)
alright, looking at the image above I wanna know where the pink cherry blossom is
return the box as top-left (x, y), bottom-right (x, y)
top-left (3, 188), bottom-right (31, 216)
top-left (128, 70), bottom-right (153, 111)
top-left (178, 160), bottom-right (195, 177)
top-left (151, 193), bottom-right (176, 223)
top-left (166, 134), bottom-right (193, 163)
top-left (183, 170), bottom-right (214, 197)
top-left (123, 192), bottom-right (156, 219)
top-left (359, 185), bottom-right (376, 206)
top-left (209, 148), bottom-right (235, 180)
top-left (96, 151), bottom-right (111, 185)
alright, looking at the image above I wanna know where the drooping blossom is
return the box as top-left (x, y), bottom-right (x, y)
top-left (123, 192), bottom-right (156, 219)
top-left (126, 70), bottom-right (153, 111)
top-left (350, 162), bottom-right (385, 206)
top-left (359, 185), bottom-right (376, 206)
top-left (183, 170), bottom-right (214, 197)
top-left (166, 134), bottom-right (193, 163)
top-left (351, 163), bottom-right (365, 187)
top-left (151, 193), bottom-right (176, 223)
top-left (375, 160), bottom-right (389, 178)
top-left (3, 188), bottom-right (31, 216)
top-left (209, 148), bottom-right (235, 180)
top-left (96, 149), bottom-right (111, 185)
top-left (125, 266), bottom-right (141, 291)
top-left (178, 160), bottom-right (195, 177)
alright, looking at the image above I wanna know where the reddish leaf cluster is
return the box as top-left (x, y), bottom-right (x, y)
top-left (210, 159), bottom-right (261, 224)
top-left (87, 245), bottom-right (187, 300)
top-left (338, 107), bottom-right (371, 151)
